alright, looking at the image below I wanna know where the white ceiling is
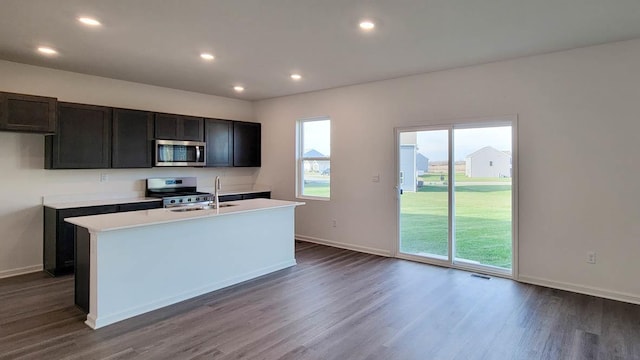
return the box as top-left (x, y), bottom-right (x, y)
top-left (1, 0), bottom-right (640, 101)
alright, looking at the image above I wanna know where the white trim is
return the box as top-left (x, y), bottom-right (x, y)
top-left (296, 195), bottom-right (330, 202)
top-left (394, 116), bottom-right (518, 277)
top-left (296, 235), bottom-right (392, 257)
top-left (518, 275), bottom-right (640, 305)
top-left (397, 253), bottom-right (513, 279)
top-left (511, 117), bottom-right (520, 280)
top-left (296, 117), bottom-right (331, 200)
top-left (0, 264), bottom-right (43, 279)
top-left (296, 238), bottom-right (640, 305)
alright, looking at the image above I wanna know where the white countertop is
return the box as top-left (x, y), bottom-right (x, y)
top-left (44, 197), bottom-right (161, 210)
top-left (65, 198), bottom-right (304, 232)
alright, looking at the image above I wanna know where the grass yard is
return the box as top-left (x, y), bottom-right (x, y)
top-left (400, 182), bottom-right (512, 269)
top-left (419, 173), bottom-right (512, 183)
top-left (301, 171), bottom-right (512, 269)
top-left (302, 182), bottom-right (330, 198)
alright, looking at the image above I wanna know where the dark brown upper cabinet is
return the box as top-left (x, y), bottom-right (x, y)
top-left (154, 113), bottom-right (203, 141)
top-left (45, 103), bottom-right (112, 169)
top-left (204, 118), bottom-right (233, 167)
top-left (233, 121), bottom-right (261, 167)
top-left (112, 108), bottom-right (153, 168)
top-left (0, 91), bottom-right (57, 133)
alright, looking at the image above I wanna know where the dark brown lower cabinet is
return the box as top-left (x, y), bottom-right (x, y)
top-left (44, 205), bottom-right (118, 276)
top-left (219, 191), bottom-right (271, 202)
top-left (44, 200), bottom-right (162, 276)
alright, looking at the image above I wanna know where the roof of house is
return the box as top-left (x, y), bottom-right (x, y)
top-left (465, 146), bottom-right (512, 159)
top-left (303, 149), bottom-right (326, 158)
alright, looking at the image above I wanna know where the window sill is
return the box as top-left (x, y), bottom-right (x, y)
top-left (296, 195), bottom-right (330, 201)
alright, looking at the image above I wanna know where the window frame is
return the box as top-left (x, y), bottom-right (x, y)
top-left (296, 116), bottom-right (331, 200)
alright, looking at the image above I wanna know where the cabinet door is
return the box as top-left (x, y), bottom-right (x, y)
top-left (233, 121), bottom-right (261, 167)
top-left (46, 103), bottom-right (112, 169)
top-left (180, 116), bottom-right (204, 141)
top-left (0, 92), bottom-right (57, 133)
top-left (155, 113), bottom-right (203, 141)
top-left (112, 108), bottom-right (153, 168)
top-left (205, 118), bottom-right (233, 167)
top-left (154, 113), bottom-right (179, 140)
top-left (55, 205), bottom-right (118, 275)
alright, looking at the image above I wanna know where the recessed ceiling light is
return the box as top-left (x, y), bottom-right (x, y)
top-left (233, 86), bottom-right (245, 92)
top-left (78, 17), bottom-right (101, 26)
top-left (200, 53), bottom-right (215, 61)
top-left (290, 74), bottom-right (302, 81)
top-left (37, 47), bottom-right (58, 55)
top-left (359, 20), bottom-right (375, 30)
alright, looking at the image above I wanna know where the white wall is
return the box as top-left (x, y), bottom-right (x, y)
top-left (0, 60), bottom-right (256, 277)
top-left (256, 39), bottom-right (640, 303)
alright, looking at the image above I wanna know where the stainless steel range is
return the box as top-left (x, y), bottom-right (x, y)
top-left (146, 177), bottom-right (214, 208)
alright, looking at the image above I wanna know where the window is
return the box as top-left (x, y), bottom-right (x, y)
top-left (297, 117), bottom-right (330, 199)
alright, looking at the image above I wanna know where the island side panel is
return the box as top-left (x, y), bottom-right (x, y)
top-left (89, 205), bottom-right (296, 329)
top-left (74, 226), bottom-right (90, 313)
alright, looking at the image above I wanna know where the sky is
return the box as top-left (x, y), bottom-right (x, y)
top-left (302, 119), bottom-right (331, 156)
top-left (416, 126), bottom-right (512, 161)
top-left (302, 120), bottom-right (511, 161)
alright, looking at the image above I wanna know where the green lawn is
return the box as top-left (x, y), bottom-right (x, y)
top-left (302, 182), bottom-right (330, 197)
top-left (301, 172), bottom-right (512, 269)
top-left (400, 183), bottom-right (512, 269)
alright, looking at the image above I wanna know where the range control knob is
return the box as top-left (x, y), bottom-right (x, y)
top-left (188, 198), bottom-right (192, 202)
top-left (170, 200), bottom-right (176, 204)
top-left (179, 199), bottom-right (183, 203)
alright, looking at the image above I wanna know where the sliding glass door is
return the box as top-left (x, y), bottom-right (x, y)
top-left (398, 120), bottom-right (515, 275)
top-left (398, 129), bottom-right (450, 261)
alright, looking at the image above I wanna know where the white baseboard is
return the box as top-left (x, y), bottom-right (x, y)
top-left (0, 265), bottom-right (43, 279)
top-left (296, 235), bottom-right (392, 257)
top-left (518, 275), bottom-right (640, 305)
top-left (294, 238), bottom-right (640, 305)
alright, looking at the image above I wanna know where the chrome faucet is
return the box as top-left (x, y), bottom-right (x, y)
top-left (214, 176), bottom-right (221, 209)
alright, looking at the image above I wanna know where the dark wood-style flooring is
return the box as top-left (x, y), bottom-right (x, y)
top-left (1, 242), bottom-right (639, 360)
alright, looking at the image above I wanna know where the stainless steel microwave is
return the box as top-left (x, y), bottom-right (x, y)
top-left (154, 140), bottom-right (206, 167)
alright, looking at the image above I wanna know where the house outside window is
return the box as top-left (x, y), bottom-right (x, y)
top-left (297, 117), bottom-right (330, 199)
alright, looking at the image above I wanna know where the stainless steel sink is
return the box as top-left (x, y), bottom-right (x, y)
top-left (169, 204), bottom-right (235, 212)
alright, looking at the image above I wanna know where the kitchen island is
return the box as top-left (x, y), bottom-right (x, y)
top-left (66, 198), bottom-right (304, 329)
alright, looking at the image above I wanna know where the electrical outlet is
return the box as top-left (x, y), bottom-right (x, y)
top-left (332, 219), bottom-right (337, 228)
top-left (587, 251), bottom-right (596, 264)
top-left (100, 173), bottom-right (108, 182)
top-left (372, 174), bottom-right (380, 183)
